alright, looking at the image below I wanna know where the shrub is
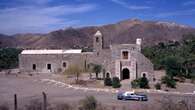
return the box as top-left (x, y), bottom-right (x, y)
top-left (79, 96), bottom-right (97, 110)
top-left (158, 97), bottom-right (192, 110)
top-left (139, 76), bottom-right (150, 89)
top-left (161, 76), bottom-right (176, 88)
top-left (112, 77), bottom-right (121, 88)
top-left (131, 79), bottom-right (140, 88)
top-left (131, 76), bottom-right (150, 89)
top-left (64, 64), bottom-right (83, 84)
top-left (155, 83), bottom-right (161, 90)
top-left (104, 77), bottom-right (112, 86)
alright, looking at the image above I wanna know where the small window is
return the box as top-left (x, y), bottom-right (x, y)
top-left (96, 37), bottom-right (99, 43)
top-left (47, 64), bottom-right (51, 70)
top-left (63, 62), bottom-right (67, 68)
top-left (32, 64), bottom-right (36, 70)
top-left (122, 51), bottom-right (129, 59)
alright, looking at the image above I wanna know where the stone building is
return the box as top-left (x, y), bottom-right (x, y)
top-left (19, 30), bottom-right (154, 81)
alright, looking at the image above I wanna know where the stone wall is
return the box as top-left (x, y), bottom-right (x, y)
top-left (109, 44), bottom-right (138, 81)
top-left (134, 51), bottom-right (154, 81)
top-left (19, 37), bottom-right (154, 82)
top-left (19, 53), bottom-right (86, 74)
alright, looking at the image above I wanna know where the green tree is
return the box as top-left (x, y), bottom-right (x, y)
top-left (142, 34), bottom-right (195, 80)
top-left (92, 64), bottom-right (102, 79)
top-left (0, 48), bottom-right (22, 70)
top-left (161, 56), bottom-right (184, 78)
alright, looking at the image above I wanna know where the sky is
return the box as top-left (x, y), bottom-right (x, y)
top-left (0, 0), bottom-right (195, 35)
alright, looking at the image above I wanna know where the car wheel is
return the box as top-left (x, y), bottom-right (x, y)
top-left (138, 98), bottom-right (141, 101)
top-left (117, 97), bottom-right (122, 100)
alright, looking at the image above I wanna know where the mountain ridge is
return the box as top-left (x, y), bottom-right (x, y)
top-left (0, 19), bottom-right (195, 49)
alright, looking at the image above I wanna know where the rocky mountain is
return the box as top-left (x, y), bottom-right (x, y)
top-left (0, 34), bottom-right (18, 48)
top-left (1, 19), bottom-right (195, 49)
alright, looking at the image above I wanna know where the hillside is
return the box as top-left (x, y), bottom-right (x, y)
top-left (1, 19), bottom-right (195, 49)
top-left (0, 34), bottom-right (18, 48)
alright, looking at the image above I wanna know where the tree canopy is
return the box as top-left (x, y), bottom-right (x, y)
top-left (0, 48), bottom-right (22, 70)
top-left (142, 34), bottom-right (195, 79)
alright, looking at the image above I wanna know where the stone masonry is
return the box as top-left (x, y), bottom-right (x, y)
top-left (19, 30), bottom-right (154, 82)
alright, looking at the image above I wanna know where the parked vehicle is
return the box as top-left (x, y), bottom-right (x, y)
top-left (117, 91), bottom-right (148, 101)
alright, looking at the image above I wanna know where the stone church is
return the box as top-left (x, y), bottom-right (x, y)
top-left (19, 31), bottom-right (154, 81)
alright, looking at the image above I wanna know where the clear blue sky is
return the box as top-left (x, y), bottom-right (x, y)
top-left (0, 0), bottom-right (195, 35)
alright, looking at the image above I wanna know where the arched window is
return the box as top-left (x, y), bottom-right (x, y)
top-left (141, 72), bottom-right (148, 78)
top-left (106, 73), bottom-right (110, 78)
top-left (96, 37), bottom-right (99, 43)
top-left (143, 73), bottom-right (146, 77)
top-left (63, 62), bottom-right (67, 68)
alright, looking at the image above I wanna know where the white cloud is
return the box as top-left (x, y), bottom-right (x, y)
top-left (0, 4), bottom-right (96, 35)
top-left (14, 0), bottom-right (53, 5)
top-left (183, 1), bottom-right (195, 6)
top-left (155, 9), bottom-right (195, 18)
top-left (110, 0), bottom-right (151, 10)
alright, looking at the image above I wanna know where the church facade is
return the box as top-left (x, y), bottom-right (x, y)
top-left (19, 31), bottom-right (154, 81)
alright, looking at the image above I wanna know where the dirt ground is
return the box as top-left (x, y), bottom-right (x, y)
top-left (0, 73), bottom-right (195, 110)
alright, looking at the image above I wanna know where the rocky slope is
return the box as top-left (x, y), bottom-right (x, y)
top-left (1, 19), bottom-right (195, 49)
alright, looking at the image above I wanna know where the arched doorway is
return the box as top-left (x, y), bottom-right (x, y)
top-left (121, 68), bottom-right (130, 80)
top-left (106, 73), bottom-right (110, 78)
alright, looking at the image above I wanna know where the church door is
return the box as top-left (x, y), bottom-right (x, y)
top-left (121, 68), bottom-right (130, 80)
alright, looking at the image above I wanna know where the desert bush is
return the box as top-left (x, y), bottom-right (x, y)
top-left (112, 77), bottom-right (121, 88)
top-left (79, 96), bottom-right (97, 110)
top-left (161, 76), bottom-right (176, 88)
top-left (159, 97), bottom-right (191, 110)
top-left (139, 76), bottom-right (150, 89)
top-left (64, 64), bottom-right (84, 84)
top-left (131, 76), bottom-right (149, 89)
top-left (155, 83), bottom-right (161, 90)
top-left (104, 77), bottom-right (112, 86)
top-left (131, 79), bottom-right (140, 88)
top-left (0, 103), bottom-right (9, 110)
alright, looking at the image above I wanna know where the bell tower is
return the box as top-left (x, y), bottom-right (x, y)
top-left (93, 30), bottom-right (103, 55)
